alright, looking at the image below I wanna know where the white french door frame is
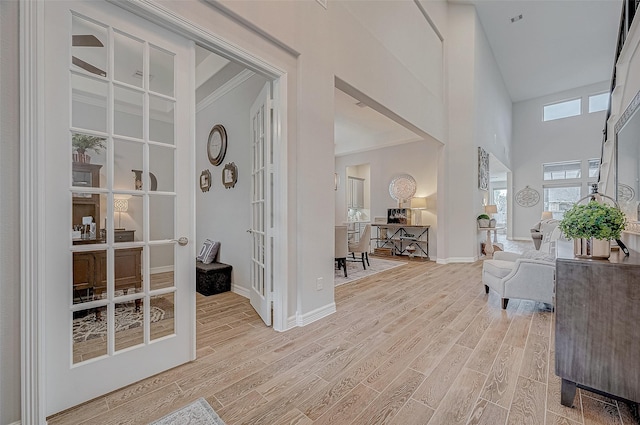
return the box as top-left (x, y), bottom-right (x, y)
top-left (20, 1), bottom-right (290, 422)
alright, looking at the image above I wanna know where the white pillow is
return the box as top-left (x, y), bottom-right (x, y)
top-left (197, 239), bottom-right (220, 264)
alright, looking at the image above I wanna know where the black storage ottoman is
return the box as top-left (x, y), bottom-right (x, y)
top-left (196, 260), bottom-right (232, 296)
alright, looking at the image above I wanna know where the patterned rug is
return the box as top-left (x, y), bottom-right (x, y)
top-left (150, 398), bottom-right (225, 425)
top-left (335, 257), bottom-right (406, 286)
top-left (72, 297), bottom-right (173, 343)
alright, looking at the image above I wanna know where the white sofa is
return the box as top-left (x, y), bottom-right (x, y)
top-left (482, 223), bottom-right (560, 309)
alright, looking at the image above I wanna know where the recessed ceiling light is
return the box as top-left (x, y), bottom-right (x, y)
top-left (355, 101), bottom-right (367, 108)
top-left (510, 14), bottom-right (523, 23)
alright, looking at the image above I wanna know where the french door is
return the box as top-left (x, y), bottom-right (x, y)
top-left (44, 1), bottom-right (194, 415)
top-left (249, 82), bottom-right (273, 326)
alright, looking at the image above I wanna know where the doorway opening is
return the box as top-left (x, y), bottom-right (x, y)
top-left (194, 44), bottom-right (274, 327)
top-left (489, 154), bottom-right (512, 241)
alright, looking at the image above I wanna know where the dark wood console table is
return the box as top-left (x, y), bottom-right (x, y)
top-left (555, 248), bottom-right (640, 407)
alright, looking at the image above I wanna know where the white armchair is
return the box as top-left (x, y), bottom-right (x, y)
top-left (482, 250), bottom-right (556, 309)
top-left (483, 224), bottom-right (560, 309)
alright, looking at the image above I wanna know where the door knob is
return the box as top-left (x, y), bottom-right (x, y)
top-left (174, 237), bottom-right (188, 246)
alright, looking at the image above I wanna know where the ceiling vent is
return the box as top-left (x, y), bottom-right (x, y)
top-left (510, 14), bottom-right (523, 23)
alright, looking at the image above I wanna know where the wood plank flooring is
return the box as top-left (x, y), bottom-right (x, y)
top-left (48, 259), bottom-right (639, 425)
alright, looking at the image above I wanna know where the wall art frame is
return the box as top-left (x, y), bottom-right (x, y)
top-left (478, 147), bottom-right (489, 191)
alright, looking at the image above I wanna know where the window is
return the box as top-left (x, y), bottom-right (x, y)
top-left (543, 98), bottom-right (581, 121)
top-left (543, 161), bottom-right (581, 180)
top-left (588, 159), bottom-right (600, 178)
top-left (544, 185), bottom-right (582, 219)
top-left (588, 93), bottom-right (609, 113)
top-left (492, 188), bottom-right (507, 226)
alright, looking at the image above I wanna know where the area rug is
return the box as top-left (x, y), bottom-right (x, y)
top-left (335, 257), bottom-right (406, 286)
top-left (150, 398), bottom-right (225, 425)
top-left (72, 297), bottom-right (173, 343)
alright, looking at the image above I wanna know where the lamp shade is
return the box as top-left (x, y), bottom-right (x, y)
top-left (484, 204), bottom-right (498, 214)
top-left (541, 211), bottom-right (553, 220)
top-left (114, 198), bottom-right (129, 212)
top-left (410, 197), bottom-right (427, 209)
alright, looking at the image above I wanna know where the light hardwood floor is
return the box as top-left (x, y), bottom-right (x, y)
top-left (49, 259), bottom-right (639, 425)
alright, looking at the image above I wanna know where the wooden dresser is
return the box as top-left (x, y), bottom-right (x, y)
top-left (73, 230), bottom-right (142, 311)
top-left (555, 248), bottom-right (640, 407)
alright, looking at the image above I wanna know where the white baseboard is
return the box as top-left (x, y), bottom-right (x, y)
top-left (150, 265), bottom-right (174, 274)
top-left (232, 285), bottom-right (250, 299)
top-left (512, 237), bottom-right (531, 241)
top-left (436, 257), bottom-right (477, 264)
top-left (291, 302), bottom-right (336, 327)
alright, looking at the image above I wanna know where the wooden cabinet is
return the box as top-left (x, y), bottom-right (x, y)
top-left (555, 250), bottom-right (640, 407)
top-left (73, 247), bottom-right (143, 302)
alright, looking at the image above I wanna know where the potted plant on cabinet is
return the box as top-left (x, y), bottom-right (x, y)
top-left (477, 214), bottom-right (491, 228)
top-left (72, 133), bottom-right (105, 163)
top-left (559, 200), bottom-right (625, 259)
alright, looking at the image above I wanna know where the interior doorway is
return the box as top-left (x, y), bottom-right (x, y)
top-left (194, 44), bottom-right (273, 325)
top-left (489, 154), bottom-right (513, 240)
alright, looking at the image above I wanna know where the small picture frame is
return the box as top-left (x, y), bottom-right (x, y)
top-left (200, 169), bottom-right (211, 192)
top-left (222, 162), bottom-right (238, 189)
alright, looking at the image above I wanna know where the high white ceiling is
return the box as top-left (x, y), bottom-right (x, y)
top-left (334, 0), bottom-right (623, 157)
top-left (467, 0), bottom-right (622, 102)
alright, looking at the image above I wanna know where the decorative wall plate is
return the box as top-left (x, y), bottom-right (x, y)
top-left (389, 174), bottom-right (417, 205)
top-left (207, 124), bottom-right (227, 166)
top-left (515, 186), bottom-right (540, 207)
top-left (617, 183), bottom-right (635, 202)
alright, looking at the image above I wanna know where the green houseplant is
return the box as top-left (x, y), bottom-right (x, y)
top-left (477, 213), bottom-right (490, 228)
top-left (559, 200), bottom-right (625, 258)
top-left (72, 133), bottom-right (105, 163)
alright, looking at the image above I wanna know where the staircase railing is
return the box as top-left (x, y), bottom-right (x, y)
top-left (598, 0), bottom-right (639, 182)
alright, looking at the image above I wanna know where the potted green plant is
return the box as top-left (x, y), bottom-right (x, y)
top-left (72, 133), bottom-right (105, 163)
top-left (559, 200), bottom-right (625, 259)
top-left (477, 213), bottom-right (490, 228)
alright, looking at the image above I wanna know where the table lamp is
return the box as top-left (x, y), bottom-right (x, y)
top-left (541, 211), bottom-right (553, 220)
top-left (114, 198), bottom-right (129, 230)
top-left (484, 204), bottom-right (498, 216)
top-left (410, 197), bottom-right (427, 225)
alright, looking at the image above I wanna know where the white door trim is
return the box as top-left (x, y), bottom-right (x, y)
top-left (21, 1), bottom-right (290, 421)
top-left (111, 0), bottom-right (289, 332)
top-left (20, 0), bottom-right (47, 423)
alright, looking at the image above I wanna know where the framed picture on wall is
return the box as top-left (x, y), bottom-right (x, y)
top-left (478, 147), bottom-right (489, 191)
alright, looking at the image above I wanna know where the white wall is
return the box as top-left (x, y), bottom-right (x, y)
top-left (511, 81), bottom-right (608, 239)
top-left (336, 140), bottom-right (440, 259)
top-left (196, 74), bottom-right (268, 296)
top-left (439, 4), bottom-right (513, 262)
top-left (0, 1), bottom-right (21, 423)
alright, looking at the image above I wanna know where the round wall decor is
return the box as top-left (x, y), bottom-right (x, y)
top-left (207, 124), bottom-right (227, 166)
top-left (389, 174), bottom-right (417, 205)
top-left (617, 183), bottom-right (635, 202)
top-left (515, 186), bottom-right (540, 207)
